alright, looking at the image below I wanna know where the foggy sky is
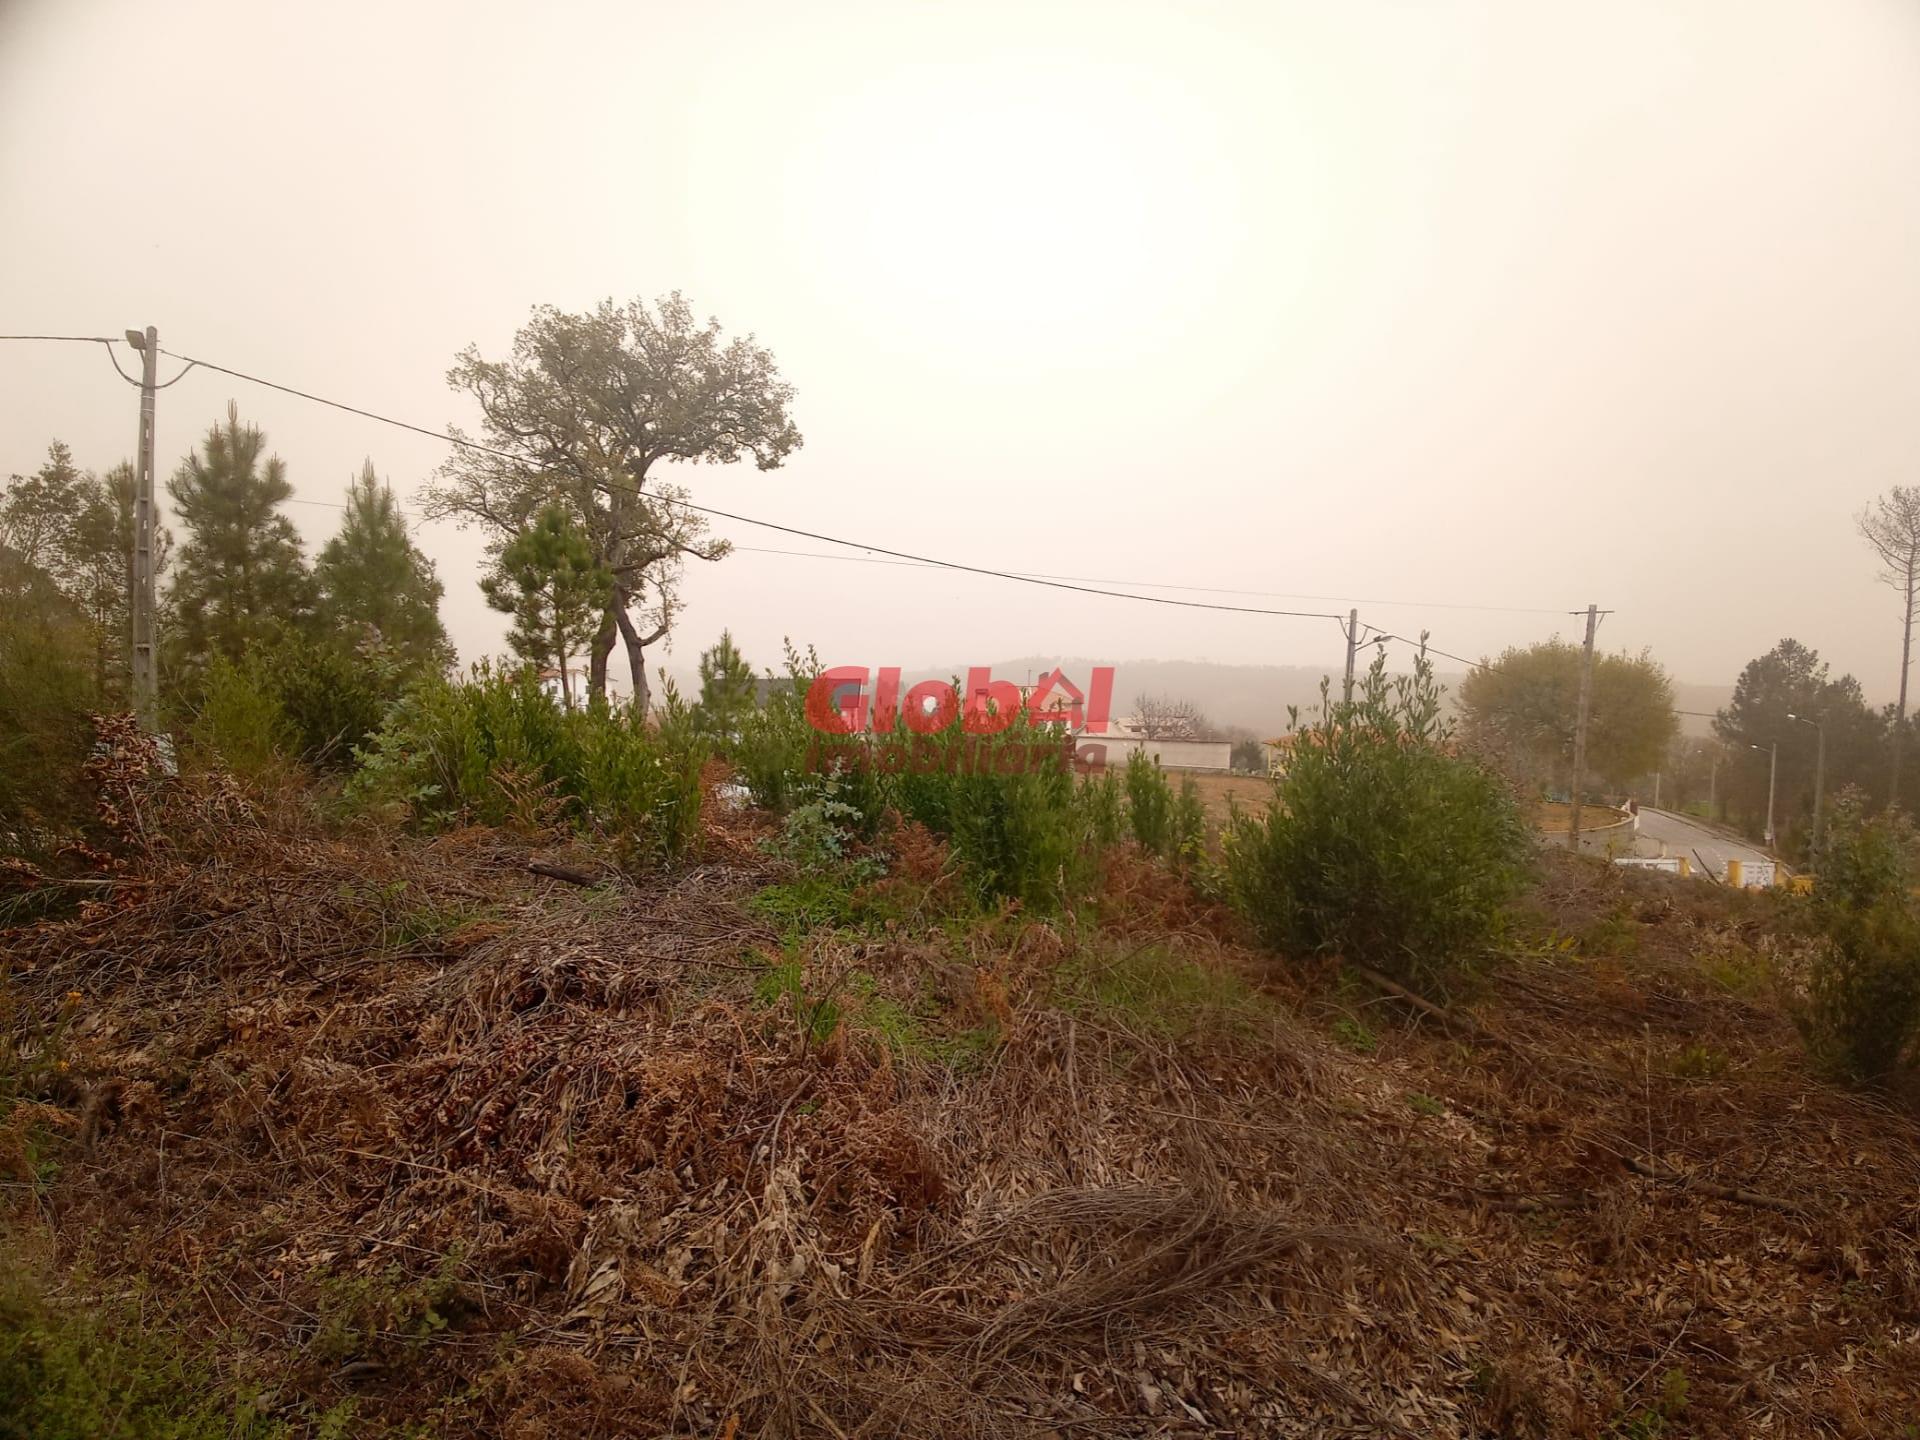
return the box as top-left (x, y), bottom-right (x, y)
top-left (4, 0), bottom-right (1918, 707)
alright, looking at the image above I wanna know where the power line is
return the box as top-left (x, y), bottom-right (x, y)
top-left (1360, 629), bottom-right (1501, 674)
top-left (2, 332), bottom-right (1595, 638)
top-left (727, 543), bottom-right (1567, 615)
top-left (147, 345), bottom-right (1350, 622)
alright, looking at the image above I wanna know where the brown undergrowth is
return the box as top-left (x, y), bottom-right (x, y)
top-left (4, 739), bottom-right (1919, 1437)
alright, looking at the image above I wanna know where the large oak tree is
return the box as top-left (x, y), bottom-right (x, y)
top-left (1458, 639), bottom-right (1677, 793)
top-left (426, 295), bottom-right (801, 709)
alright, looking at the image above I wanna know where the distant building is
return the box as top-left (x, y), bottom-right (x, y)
top-left (537, 665), bottom-right (589, 709)
top-left (1077, 735), bottom-right (1233, 772)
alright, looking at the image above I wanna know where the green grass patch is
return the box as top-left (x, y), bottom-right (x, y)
top-left (1331, 1016), bottom-right (1378, 1054)
top-left (0, 1253), bottom-right (315, 1440)
top-left (308, 1252), bottom-right (472, 1366)
top-left (1702, 945), bottom-right (1771, 998)
top-left (1575, 909), bottom-right (1641, 958)
top-left (1055, 943), bottom-right (1270, 1041)
top-left (747, 877), bottom-right (868, 940)
top-left (850, 983), bottom-right (1001, 1072)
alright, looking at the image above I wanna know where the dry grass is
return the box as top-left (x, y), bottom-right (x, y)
top-left (1178, 770), bottom-right (1276, 828)
top-left (4, 739), bottom-right (1919, 1437)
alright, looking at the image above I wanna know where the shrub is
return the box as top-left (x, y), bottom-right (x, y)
top-left (1124, 750), bottom-right (1173, 855)
top-left (349, 663), bottom-right (709, 868)
top-left (890, 713), bottom-right (1094, 909)
top-left (1084, 769), bottom-right (1125, 848)
top-left (0, 589), bottom-right (99, 842)
top-left (0, 1255), bottom-right (294, 1440)
top-left (191, 655), bottom-right (294, 780)
top-left (730, 641), bottom-right (818, 815)
top-left (1170, 773), bottom-right (1207, 867)
top-left (721, 645), bottom-right (1216, 910)
top-left (574, 682), bottom-right (706, 869)
top-left (255, 633), bottom-right (413, 770)
top-left (1223, 646), bottom-right (1531, 990)
top-left (1797, 792), bottom-right (1920, 1083)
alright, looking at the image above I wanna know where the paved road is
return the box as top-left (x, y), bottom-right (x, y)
top-left (1632, 808), bottom-right (1775, 879)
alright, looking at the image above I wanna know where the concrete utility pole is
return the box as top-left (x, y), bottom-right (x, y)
top-left (1342, 607), bottom-right (1359, 706)
top-left (1568, 602), bottom-right (1598, 851)
top-left (126, 325), bottom-right (160, 730)
top-left (1749, 742), bottom-right (1778, 850)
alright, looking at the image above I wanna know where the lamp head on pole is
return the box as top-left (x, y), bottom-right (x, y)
top-left (123, 329), bottom-right (146, 351)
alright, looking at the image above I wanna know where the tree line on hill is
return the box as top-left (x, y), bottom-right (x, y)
top-left (1454, 623), bottom-right (1920, 864)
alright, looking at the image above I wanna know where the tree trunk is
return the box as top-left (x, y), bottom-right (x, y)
top-left (555, 621), bottom-right (573, 709)
top-left (1895, 569), bottom-right (1914, 809)
top-left (613, 597), bottom-right (650, 715)
top-left (588, 606), bottom-right (616, 702)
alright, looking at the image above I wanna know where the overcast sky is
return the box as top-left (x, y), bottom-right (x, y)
top-left (4, 0), bottom-right (1918, 702)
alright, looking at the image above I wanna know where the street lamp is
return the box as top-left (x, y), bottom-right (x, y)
top-left (1750, 741), bottom-right (1778, 850)
top-left (1788, 712), bottom-right (1825, 867)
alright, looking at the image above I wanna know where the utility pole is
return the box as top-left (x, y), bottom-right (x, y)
top-left (1750, 741), bottom-right (1778, 850)
top-left (1342, 607), bottom-right (1359, 706)
top-left (126, 325), bottom-right (159, 730)
top-left (1766, 742), bottom-right (1778, 850)
top-left (1568, 602), bottom-right (1598, 851)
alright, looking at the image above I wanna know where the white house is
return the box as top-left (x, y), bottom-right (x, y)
top-left (537, 665), bottom-right (590, 709)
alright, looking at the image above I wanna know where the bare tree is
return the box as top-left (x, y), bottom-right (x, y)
top-left (1858, 486), bottom-right (1920, 801)
top-left (1132, 693), bottom-right (1209, 739)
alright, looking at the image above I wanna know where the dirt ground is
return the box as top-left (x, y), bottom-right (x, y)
top-left (1534, 800), bottom-right (1630, 834)
top-left (1177, 768), bottom-right (1275, 826)
top-left (5, 748), bottom-right (1920, 1438)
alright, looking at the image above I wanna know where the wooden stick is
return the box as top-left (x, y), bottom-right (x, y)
top-left (527, 860), bottom-right (602, 886)
top-left (1622, 1155), bottom-right (1805, 1216)
top-left (1350, 963), bottom-right (1508, 1047)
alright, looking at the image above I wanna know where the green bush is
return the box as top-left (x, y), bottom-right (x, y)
top-left (1124, 750), bottom-right (1173, 856)
top-left (0, 1257), bottom-right (292, 1440)
top-left (716, 646), bottom-right (1248, 909)
top-left (1798, 792), bottom-right (1920, 1083)
top-left (729, 641), bottom-right (817, 815)
top-left (1084, 768), bottom-right (1125, 848)
top-left (889, 713), bottom-right (1094, 909)
top-left (192, 655), bottom-right (294, 780)
top-left (1223, 647), bottom-right (1531, 990)
top-left (0, 585), bottom-right (98, 841)
top-left (256, 634), bottom-right (413, 770)
top-left (187, 633), bottom-right (422, 778)
top-left (1170, 773), bottom-right (1207, 867)
top-left (348, 663), bottom-right (709, 868)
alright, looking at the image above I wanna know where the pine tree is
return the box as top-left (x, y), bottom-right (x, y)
top-left (696, 630), bottom-right (757, 738)
top-left (480, 505), bottom-right (611, 707)
top-left (0, 442), bottom-right (86, 578)
top-left (1, 445), bottom-right (170, 704)
top-left (165, 403), bottom-right (315, 677)
top-left (314, 460), bottom-right (450, 671)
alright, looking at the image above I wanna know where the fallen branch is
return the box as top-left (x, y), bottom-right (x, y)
top-left (1622, 1155), bottom-right (1806, 1216)
top-left (1467, 1187), bottom-right (1589, 1213)
top-left (1350, 964), bottom-right (1509, 1047)
top-left (527, 860), bottom-right (602, 887)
